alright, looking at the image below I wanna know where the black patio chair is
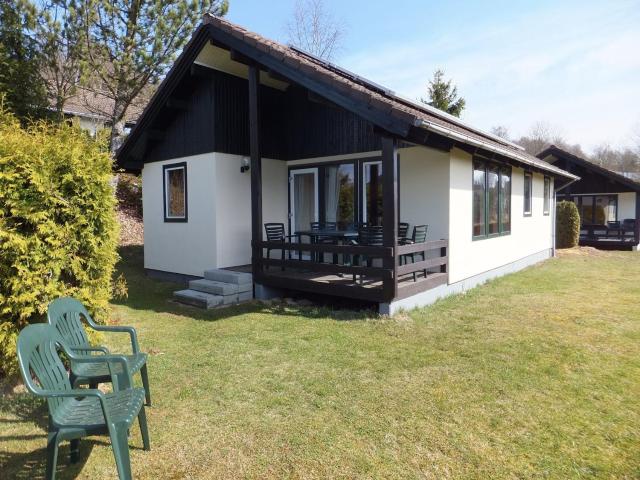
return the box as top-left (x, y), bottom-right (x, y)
top-left (398, 222), bottom-right (410, 242)
top-left (264, 223), bottom-right (299, 269)
top-left (310, 222), bottom-right (338, 263)
top-left (400, 225), bottom-right (429, 281)
top-left (350, 226), bottom-right (384, 284)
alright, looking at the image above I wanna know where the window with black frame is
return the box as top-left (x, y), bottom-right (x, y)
top-left (523, 172), bottom-right (533, 216)
top-left (163, 162), bottom-right (187, 222)
top-left (473, 160), bottom-right (511, 239)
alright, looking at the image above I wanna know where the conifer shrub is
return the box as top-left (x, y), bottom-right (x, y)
top-left (0, 107), bottom-right (119, 377)
top-left (556, 200), bottom-right (581, 249)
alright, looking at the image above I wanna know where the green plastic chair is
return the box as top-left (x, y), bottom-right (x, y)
top-left (17, 323), bottom-right (150, 480)
top-left (47, 297), bottom-right (151, 406)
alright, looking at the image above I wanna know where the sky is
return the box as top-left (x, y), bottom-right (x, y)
top-left (226, 0), bottom-right (640, 154)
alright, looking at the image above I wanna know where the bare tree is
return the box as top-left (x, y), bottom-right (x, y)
top-left (515, 121), bottom-right (565, 155)
top-left (286, 0), bottom-right (345, 60)
top-left (490, 125), bottom-right (510, 140)
top-left (592, 143), bottom-right (639, 174)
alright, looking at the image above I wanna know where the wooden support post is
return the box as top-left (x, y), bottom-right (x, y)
top-left (382, 136), bottom-right (398, 302)
top-left (249, 64), bottom-right (263, 278)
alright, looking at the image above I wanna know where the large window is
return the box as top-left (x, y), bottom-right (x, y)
top-left (523, 172), bottom-right (532, 216)
top-left (473, 160), bottom-right (511, 239)
top-left (163, 162), bottom-right (187, 222)
top-left (324, 164), bottom-right (355, 229)
top-left (571, 195), bottom-right (617, 225)
top-left (543, 176), bottom-right (551, 215)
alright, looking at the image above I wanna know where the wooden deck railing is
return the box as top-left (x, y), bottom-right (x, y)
top-left (253, 239), bottom-right (449, 303)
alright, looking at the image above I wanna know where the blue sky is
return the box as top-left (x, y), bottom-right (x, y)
top-left (226, 0), bottom-right (640, 153)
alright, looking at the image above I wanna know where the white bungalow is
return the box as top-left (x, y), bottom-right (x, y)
top-left (116, 15), bottom-right (578, 314)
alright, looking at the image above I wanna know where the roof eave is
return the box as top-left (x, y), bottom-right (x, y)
top-left (416, 119), bottom-right (579, 181)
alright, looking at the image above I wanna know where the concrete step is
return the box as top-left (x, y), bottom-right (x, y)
top-left (189, 279), bottom-right (238, 295)
top-left (204, 269), bottom-right (252, 285)
top-left (173, 290), bottom-right (223, 309)
top-left (189, 278), bottom-right (252, 295)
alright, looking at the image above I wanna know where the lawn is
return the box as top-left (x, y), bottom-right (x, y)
top-left (2, 246), bottom-right (640, 479)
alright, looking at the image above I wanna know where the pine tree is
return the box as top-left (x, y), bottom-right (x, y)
top-left (77, 0), bottom-right (229, 150)
top-left (0, 0), bottom-right (49, 122)
top-left (421, 69), bottom-right (465, 118)
top-left (35, 0), bottom-right (84, 117)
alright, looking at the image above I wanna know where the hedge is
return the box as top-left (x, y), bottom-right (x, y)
top-left (0, 108), bottom-right (119, 377)
top-left (556, 200), bottom-right (580, 249)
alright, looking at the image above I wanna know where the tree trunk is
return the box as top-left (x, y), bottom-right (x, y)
top-left (109, 100), bottom-right (127, 153)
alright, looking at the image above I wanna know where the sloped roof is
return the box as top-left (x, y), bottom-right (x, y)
top-left (117, 15), bottom-right (578, 181)
top-left (58, 86), bottom-right (146, 124)
top-left (538, 145), bottom-right (640, 192)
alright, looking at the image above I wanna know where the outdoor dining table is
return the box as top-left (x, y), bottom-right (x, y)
top-left (293, 229), bottom-right (359, 262)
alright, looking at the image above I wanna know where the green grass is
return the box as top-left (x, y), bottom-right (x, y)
top-left (2, 246), bottom-right (640, 479)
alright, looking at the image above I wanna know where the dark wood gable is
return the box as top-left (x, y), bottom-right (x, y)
top-left (139, 67), bottom-right (381, 163)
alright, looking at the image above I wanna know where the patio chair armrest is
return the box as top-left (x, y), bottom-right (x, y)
top-left (65, 350), bottom-right (134, 390)
top-left (90, 325), bottom-right (140, 354)
top-left (44, 389), bottom-right (112, 422)
top-left (400, 239), bottom-right (415, 245)
top-left (71, 345), bottom-right (110, 355)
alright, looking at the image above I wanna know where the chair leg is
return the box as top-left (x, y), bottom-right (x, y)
top-left (111, 426), bottom-right (133, 480)
top-left (140, 364), bottom-right (151, 406)
top-left (46, 431), bottom-right (60, 480)
top-left (70, 438), bottom-right (80, 464)
top-left (281, 247), bottom-right (285, 271)
top-left (138, 407), bottom-right (151, 451)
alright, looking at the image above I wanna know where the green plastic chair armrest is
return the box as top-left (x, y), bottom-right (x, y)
top-left (90, 325), bottom-right (140, 354)
top-left (35, 388), bottom-right (111, 424)
top-left (65, 350), bottom-right (134, 390)
top-left (71, 345), bottom-right (110, 355)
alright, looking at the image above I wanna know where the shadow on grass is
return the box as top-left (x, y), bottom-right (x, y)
top-left (0, 392), bottom-right (93, 479)
top-left (0, 391), bottom-right (145, 479)
top-left (0, 392), bottom-right (48, 430)
top-left (112, 246), bottom-right (377, 323)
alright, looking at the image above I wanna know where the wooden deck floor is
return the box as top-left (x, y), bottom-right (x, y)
top-left (260, 267), bottom-right (448, 301)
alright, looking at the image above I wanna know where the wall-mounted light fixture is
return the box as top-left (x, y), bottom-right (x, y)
top-left (240, 156), bottom-right (250, 173)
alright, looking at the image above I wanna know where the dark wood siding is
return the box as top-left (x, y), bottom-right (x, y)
top-left (146, 76), bottom-right (215, 162)
top-left (142, 68), bottom-right (381, 163)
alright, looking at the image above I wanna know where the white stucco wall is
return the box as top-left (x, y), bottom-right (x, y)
top-left (142, 152), bottom-right (288, 274)
top-left (448, 148), bottom-right (554, 284)
top-left (142, 153), bottom-right (217, 277)
top-left (618, 192), bottom-right (637, 221)
top-left (399, 146), bottom-right (450, 241)
top-left (213, 153), bottom-right (287, 268)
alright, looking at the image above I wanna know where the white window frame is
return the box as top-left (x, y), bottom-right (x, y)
top-left (361, 160), bottom-right (382, 224)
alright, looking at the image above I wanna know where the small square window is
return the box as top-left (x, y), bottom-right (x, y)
top-left (163, 163), bottom-right (187, 222)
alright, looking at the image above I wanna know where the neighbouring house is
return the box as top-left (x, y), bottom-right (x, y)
top-left (115, 15), bottom-right (578, 314)
top-left (538, 145), bottom-right (640, 251)
top-left (56, 87), bottom-right (142, 138)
